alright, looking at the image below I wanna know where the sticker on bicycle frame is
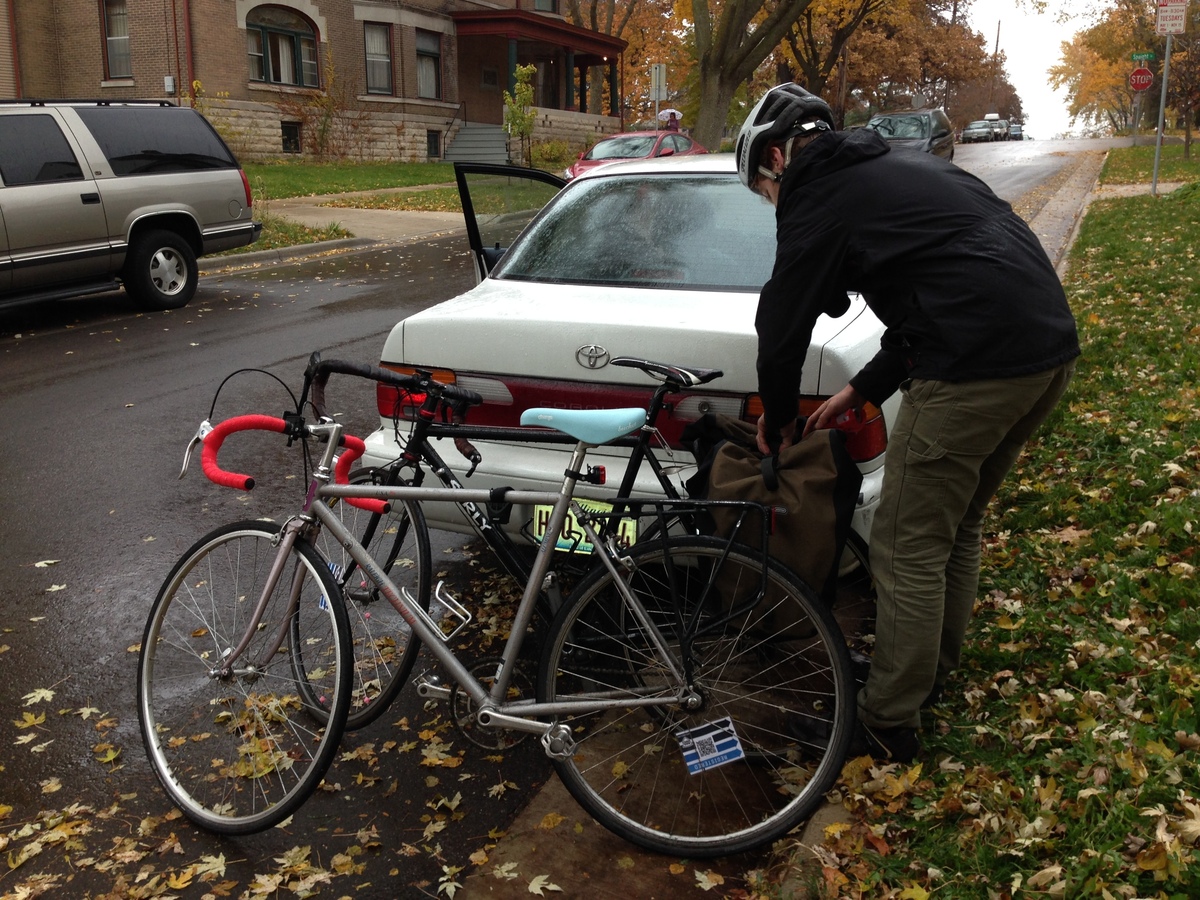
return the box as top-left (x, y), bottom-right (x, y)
top-left (676, 717), bottom-right (745, 774)
top-left (531, 500), bottom-right (637, 554)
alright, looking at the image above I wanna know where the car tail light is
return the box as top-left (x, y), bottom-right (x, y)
top-left (377, 366), bottom-right (743, 448)
top-left (239, 170), bottom-right (253, 209)
top-left (743, 395), bottom-right (887, 463)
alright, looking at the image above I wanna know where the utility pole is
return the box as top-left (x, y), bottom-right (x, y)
top-left (987, 19), bottom-right (1000, 112)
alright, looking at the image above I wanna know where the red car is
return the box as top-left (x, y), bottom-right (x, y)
top-left (564, 130), bottom-right (707, 180)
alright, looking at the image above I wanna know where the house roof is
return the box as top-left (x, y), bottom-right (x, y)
top-left (451, 10), bottom-right (626, 67)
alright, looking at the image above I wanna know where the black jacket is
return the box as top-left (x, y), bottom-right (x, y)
top-left (756, 129), bottom-right (1080, 435)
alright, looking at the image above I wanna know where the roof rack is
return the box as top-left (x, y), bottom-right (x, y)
top-left (0, 99), bottom-right (178, 108)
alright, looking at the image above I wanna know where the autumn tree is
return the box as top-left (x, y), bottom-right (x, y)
top-left (1049, 0), bottom-right (1160, 134)
top-left (689, 0), bottom-right (823, 150)
top-left (620, 0), bottom-right (694, 125)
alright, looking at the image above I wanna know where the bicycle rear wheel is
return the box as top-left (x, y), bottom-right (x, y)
top-left (307, 467), bottom-right (432, 729)
top-left (137, 521), bottom-right (352, 835)
top-left (537, 535), bottom-right (854, 857)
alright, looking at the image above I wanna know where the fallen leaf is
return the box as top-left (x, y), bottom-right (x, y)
top-left (33, 561), bottom-right (60, 568)
top-left (528, 874), bottom-right (563, 895)
top-left (538, 812), bottom-right (565, 830)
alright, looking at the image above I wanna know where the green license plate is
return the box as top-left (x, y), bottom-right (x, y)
top-left (532, 500), bottom-right (638, 554)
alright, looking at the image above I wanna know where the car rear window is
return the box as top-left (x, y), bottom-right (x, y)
top-left (587, 135), bottom-right (657, 160)
top-left (493, 173), bottom-right (776, 291)
top-left (74, 106), bottom-right (237, 175)
top-left (868, 115), bottom-right (930, 139)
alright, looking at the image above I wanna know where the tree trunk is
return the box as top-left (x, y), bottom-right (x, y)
top-left (691, 67), bottom-right (739, 153)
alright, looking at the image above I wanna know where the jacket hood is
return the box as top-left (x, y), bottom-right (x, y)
top-left (780, 128), bottom-right (890, 194)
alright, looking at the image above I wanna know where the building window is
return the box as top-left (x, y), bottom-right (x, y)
top-left (246, 7), bottom-right (319, 88)
top-left (427, 130), bottom-right (440, 158)
top-left (102, 0), bottom-right (132, 79)
top-left (416, 30), bottom-right (441, 100)
top-left (364, 23), bottom-right (392, 95)
top-left (534, 0), bottom-right (557, 11)
top-left (481, 67), bottom-right (499, 90)
top-left (282, 121), bottom-right (302, 154)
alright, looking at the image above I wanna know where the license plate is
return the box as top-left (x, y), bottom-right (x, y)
top-left (532, 500), bottom-right (638, 554)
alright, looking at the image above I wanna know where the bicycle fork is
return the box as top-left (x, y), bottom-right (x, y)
top-left (208, 520), bottom-right (307, 682)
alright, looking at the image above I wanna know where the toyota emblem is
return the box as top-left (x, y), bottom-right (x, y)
top-left (575, 344), bottom-right (610, 369)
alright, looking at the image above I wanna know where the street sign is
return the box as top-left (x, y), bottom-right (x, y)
top-left (1130, 67), bottom-right (1155, 92)
top-left (649, 64), bottom-right (667, 101)
top-left (1156, 0), bottom-right (1187, 35)
top-left (1132, 51), bottom-right (1156, 61)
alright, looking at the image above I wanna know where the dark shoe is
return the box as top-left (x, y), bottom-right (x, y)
top-left (849, 720), bottom-right (920, 763)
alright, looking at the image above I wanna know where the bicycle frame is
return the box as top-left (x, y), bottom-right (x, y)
top-left (311, 435), bottom-right (697, 739)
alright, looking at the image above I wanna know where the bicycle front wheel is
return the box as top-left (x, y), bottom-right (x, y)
top-left (307, 467), bottom-right (432, 729)
top-left (538, 536), bottom-right (854, 857)
top-left (137, 521), bottom-right (352, 835)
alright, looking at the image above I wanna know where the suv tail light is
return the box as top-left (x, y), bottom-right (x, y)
top-left (743, 395), bottom-right (887, 462)
top-left (239, 169), bottom-right (253, 209)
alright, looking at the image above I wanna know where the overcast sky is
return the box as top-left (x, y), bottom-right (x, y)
top-left (966, 0), bottom-right (1083, 137)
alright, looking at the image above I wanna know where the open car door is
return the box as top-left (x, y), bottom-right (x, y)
top-left (453, 163), bottom-right (565, 283)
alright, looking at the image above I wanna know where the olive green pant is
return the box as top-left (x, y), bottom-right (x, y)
top-left (858, 361), bottom-right (1076, 731)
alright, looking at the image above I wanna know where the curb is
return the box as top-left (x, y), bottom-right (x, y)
top-left (199, 237), bottom-right (384, 275)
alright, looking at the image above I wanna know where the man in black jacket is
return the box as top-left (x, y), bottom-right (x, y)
top-left (736, 84), bottom-right (1079, 761)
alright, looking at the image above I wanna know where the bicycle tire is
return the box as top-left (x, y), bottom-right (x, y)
top-left (137, 521), bottom-right (352, 835)
top-left (304, 467), bottom-right (432, 729)
top-left (537, 535), bottom-right (855, 857)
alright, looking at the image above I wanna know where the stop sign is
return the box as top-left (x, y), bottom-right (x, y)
top-left (1130, 67), bottom-right (1154, 91)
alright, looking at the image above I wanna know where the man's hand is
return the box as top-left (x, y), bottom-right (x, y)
top-left (756, 415), bottom-right (797, 455)
top-left (802, 384), bottom-right (866, 438)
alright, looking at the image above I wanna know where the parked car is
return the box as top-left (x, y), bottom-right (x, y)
top-left (0, 100), bottom-right (260, 311)
top-left (961, 120), bottom-right (995, 143)
top-left (986, 116), bottom-right (1010, 141)
top-left (864, 109), bottom-right (955, 160)
top-left (362, 157), bottom-right (897, 549)
top-left (1008, 124), bottom-right (1024, 141)
top-left (564, 131), bottom-right (706, 180)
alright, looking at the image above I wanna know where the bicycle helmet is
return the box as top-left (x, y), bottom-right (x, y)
top-left (735, 83), bottom-right (835, 189)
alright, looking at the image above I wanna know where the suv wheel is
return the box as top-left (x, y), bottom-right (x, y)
top-left (124, 230), bottom-right (198, 310)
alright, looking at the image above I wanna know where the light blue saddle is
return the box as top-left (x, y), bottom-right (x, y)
top-left (519, 407), bottom-right (647, 445)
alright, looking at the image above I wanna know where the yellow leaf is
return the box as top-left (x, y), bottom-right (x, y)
top-left (898, 887), bottom-right (930, 900)
top-left (167, 868), bottom-right (195, 889)
top-left (538, 812), bottom-right (565, 830)
top-left (669, 863), bottom-right (686, 875)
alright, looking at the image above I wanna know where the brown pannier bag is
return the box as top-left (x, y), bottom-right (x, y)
top-left (682, 414), bottom-right (862, 604)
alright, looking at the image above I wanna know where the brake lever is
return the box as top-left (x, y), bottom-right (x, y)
top-left (179, 419), bottom-right (213, 479)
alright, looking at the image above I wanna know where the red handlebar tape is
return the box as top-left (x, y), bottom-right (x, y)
top-left (200, 416), bottom-right (388, 515)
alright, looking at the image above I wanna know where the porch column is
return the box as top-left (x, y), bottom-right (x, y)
top-left (579, 68), bottom-right (588, 114)
top-left (565, 49), bottom-right (575, 110)
top-left (507, 39), bottom-right (518, 95)
top-left (608, 61), bottom-right (619, 116)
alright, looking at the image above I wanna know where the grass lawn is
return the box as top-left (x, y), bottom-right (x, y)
top-left (765, 151), bottom-right (1200, 897)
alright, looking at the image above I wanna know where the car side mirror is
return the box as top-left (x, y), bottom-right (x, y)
top-left (933, 128), bottom-right (950, 139)
top-left (578, 151), bottom-right (585, 159)
top-left (660, 147), bottom-right (675, 157)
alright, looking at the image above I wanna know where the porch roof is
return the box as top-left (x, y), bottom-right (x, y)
top-left (451, 10), bottom-right (626, 67)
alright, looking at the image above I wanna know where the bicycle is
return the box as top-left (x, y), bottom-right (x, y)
top-left (138, 360), bottom-right (857, 855)
top-left (305, 355), bottom-right (877, 730)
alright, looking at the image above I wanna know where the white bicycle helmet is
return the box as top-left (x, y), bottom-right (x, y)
top-left (735, 83), bottom-right (835, 189)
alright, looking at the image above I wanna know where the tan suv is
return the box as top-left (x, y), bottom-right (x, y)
top-left (0, 100), bottom-right (261, 311)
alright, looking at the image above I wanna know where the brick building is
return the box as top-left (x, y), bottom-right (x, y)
top-left (0, 0), bottom-right (625, 162)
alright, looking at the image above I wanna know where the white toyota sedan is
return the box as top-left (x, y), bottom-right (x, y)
top-left (361, 155), bottom-right (896, 549)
